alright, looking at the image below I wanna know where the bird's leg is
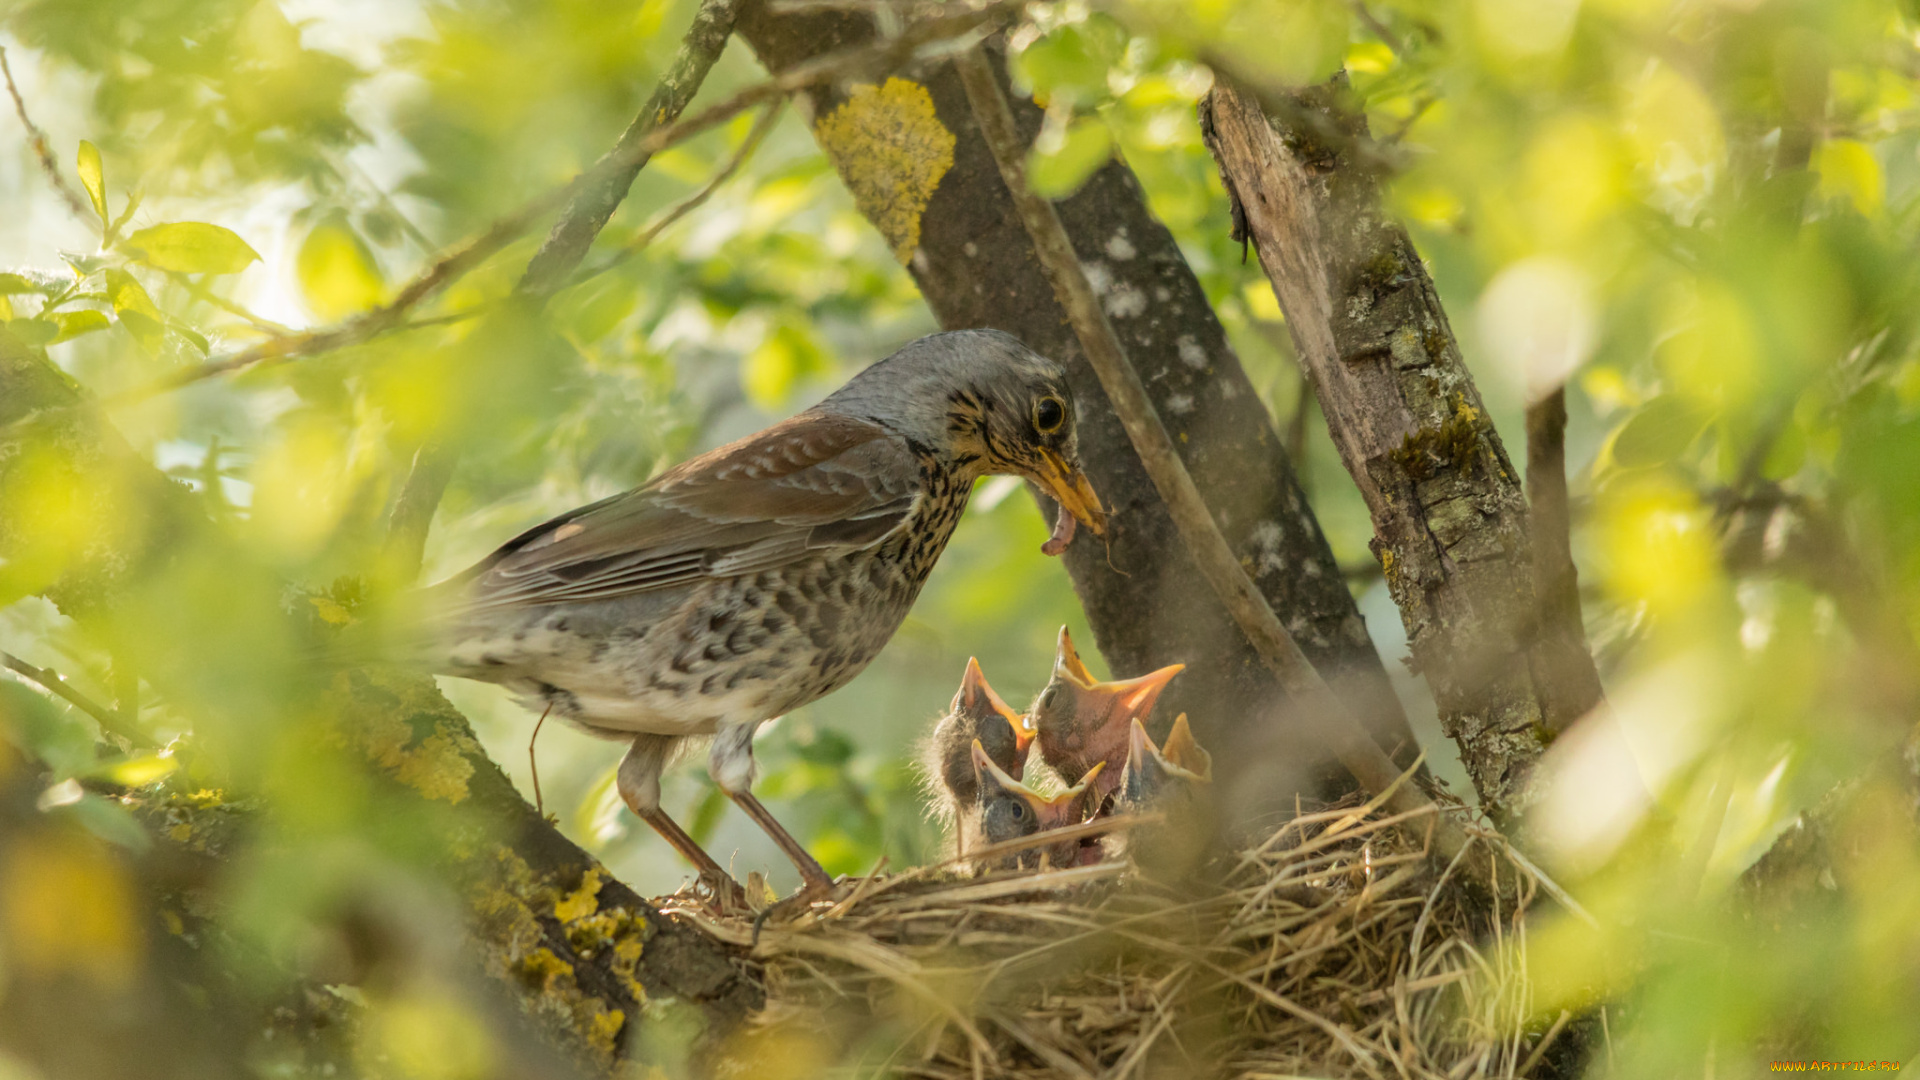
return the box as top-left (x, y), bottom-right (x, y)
top-left (617, 734), bottom-right (746, 906)
top-left (709, 722), bottom-right (834, 897)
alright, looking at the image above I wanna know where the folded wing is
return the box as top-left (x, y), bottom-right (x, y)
top-left (438, 412), bottom-right (922, 613)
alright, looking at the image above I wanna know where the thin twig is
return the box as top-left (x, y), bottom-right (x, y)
top-left (571, 99), bottom-right (785, 287)
top-left (518, 0), bottom-right (745, 299)
top-left (165, 271), bottom-right (295, 337)
top-left (1517, 1009), bottom-right (1572, 1078)
top-left (0, 46), bottom-right (94, 223)
top-left (3, 650), bottom-right (155, 748)
top-left (954, 44), bottom-right (1469, 868)
top-left (106, 6), bottom-right (1004, 409)
top-left (1348, 0), bottom-right (1406, 56)
top-left (381, 0), bottom-right (746, 582)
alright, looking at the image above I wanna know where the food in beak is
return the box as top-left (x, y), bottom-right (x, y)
top-left (1041, 505), bottom-right (1077, 557)
top-left (1034, 450), bottom-right (1105, 555)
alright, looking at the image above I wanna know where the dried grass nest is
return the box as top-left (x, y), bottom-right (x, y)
top-left (664, 790), bottom-right (1579, 1080)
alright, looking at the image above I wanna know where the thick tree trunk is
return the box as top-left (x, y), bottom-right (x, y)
top-left (734, 5), bottom-right (1422, 812)
top-left (1199, 78), bottom-right (1605, 823)
top-left (0, 328), bottom-right (759, 1073)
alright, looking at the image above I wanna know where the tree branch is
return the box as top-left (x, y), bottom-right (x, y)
top-left (737, 4), bottom-right (1425, 810)
top-left (1, 649), bottom-right (154, 748)
top-left (572, 100), bottom-right (783, 287)
top-left (379, 0), bottom-right (744, 584)
top-left (96, 4), bottom-right (1000, 413)
top-left (1525, 388), bottom-right (1605, 729)
top-left (0, 328), bottom-right (761, 1064)
top-left (0, 45), bottom-right (94, 224)
top-left (1200, 75), bottom-right (1606, 825)
top-left (954, 46), bottom-right (1469, 868)
top-left (517, 0), bottom-right (745, 299)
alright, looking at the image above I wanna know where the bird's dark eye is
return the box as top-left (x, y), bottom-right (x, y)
top-left (1032, 395), bottom-right (1066, 434)
top-left (1009, 801), bottom-right (1027, 821)
top-left (1040, 687), bottom-right (1057, 710)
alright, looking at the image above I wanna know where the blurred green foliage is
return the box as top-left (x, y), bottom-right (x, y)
top-left (2, 0), bottom-right (1919, 1073)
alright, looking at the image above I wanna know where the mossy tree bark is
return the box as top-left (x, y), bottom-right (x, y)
top-left (1199, 77), bottom-right (1606, 824)
top-left (734, 3), bottom-right (1423, 813)
top-left (0, 328), bottom-right (759, 1076)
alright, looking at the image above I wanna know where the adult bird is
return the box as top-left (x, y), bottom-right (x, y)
top-left (416, 330), bottom-right (1104, 898)
top-left (1030, 626), bottom-right (1183, 798)
top-left (920, 657), bottom-right (1035, 854)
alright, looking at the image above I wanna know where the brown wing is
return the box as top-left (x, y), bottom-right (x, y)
top-left (441, 412), bottom-right (922, 613)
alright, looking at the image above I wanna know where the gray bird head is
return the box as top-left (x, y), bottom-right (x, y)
top-left (971, 739), bottom-right (1103, 870)
top-left (821, 329), bottom-right (1106, 539)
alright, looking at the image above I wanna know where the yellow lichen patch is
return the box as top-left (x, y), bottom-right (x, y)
top-left (515, 947), bottom-right (575, 992)
top-left (467, 845), bottom-right (650, 1065)
top-left (329, 671), bottom-right (477, 804)
top-left (612, 935), bottom-right (648, 1002)
top-left (168, 822), bottom-right (193, 843)
top-left (310, 594), bottom-right (354, 625)
top-left (814, 78), bottom-right (955, 264)
top-left (587, 1005), bottom-right (626, 1060)
top-left (555, 868), bottom-right (602, 923)
top-left (389, 727), bottom-right (474, 803)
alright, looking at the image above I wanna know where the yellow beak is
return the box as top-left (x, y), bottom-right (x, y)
top-left (1033, 448), bottom-right (1107, 537)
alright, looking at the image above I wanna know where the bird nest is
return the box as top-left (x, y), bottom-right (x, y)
top-left (665, 794), bottom-right (1567, 1079)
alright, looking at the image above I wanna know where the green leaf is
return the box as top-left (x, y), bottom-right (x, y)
top-left (76, 140), bottom-right (108, 225)
top-left (0, 272), bottom-right (43, 295)
top-left (742, 320), bottom-right (832, 411)
top-left (1609, 396), bottom-right (1713, 469)
top-left (0, 682), bottom-right (94, 779)
top-left (106, 269), bottom-right (168, 354)
top-left (125, 222), bottom-right (262, 275)
top-left (49, 309), bottom-right (111, 344)
top-left (295, 214), bottom-right (385, 321)
top-left (97, 753), bottom-right (179, 788)
top-left (62, 793), bottom-right (154, 854)
top-left (164, 315), bottom-right (211, 356)
top-left (1028, 117), bottom-right (1113, 198)
top-left (6, 319), bottom-right (57, 346)
top-left (1014, 18), bottom-right (1128, 107)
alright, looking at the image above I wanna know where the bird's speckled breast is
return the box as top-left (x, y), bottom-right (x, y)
top-left (460, 454), bottom-right (975, 739)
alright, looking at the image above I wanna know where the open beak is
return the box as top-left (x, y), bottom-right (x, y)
top-left (959, 657), bottom-right (1025, 727)
top-left (1160, 712), bottom-right (1213, 781)
top-left (973, 742), bottom-right (1101, 829)
top-left (1125, 717), bottom-right (1158, 789)
top-left (1053, 626), bottom-right (1096, 686)
top-left (1109, 663), bottom-right (1185, 723)
top-left (1033, 448), bottom-right (1106, 537)
top-left (1123, 715), bottom-right (1210, 804)
top-left (1054, 628), bottom-right (1183, 719)
top-left (958, 656), bottom-right (1035, 756)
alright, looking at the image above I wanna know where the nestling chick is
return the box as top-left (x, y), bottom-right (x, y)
top-left (1116, 712), bottom-right (1213, 810)
top-left (1031, 626), bottom-right (1183, 799)
top-left (920, 657), bottom-right (1034, 852)
top-left (970, 742), bottom-right (1104, 870)
top-left (1110, 713), bottom-right (1215, 876)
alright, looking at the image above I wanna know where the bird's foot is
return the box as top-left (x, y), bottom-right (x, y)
top-left (750, 874), bottom-right (844, 934)
top-left (699, 868), bottom-right (752, 913)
